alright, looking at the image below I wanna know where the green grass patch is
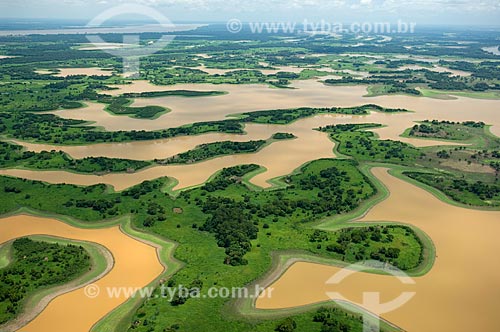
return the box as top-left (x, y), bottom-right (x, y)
top-left (419, 88), bottom-right (500, 100)
top-left (101, 96), bottom-right (168, 119)
top-left (236, 104), bottom-right (408, 125)
top-left (407, 120), bottom-right (485, 141)
top-left (0, 141), bottom-right (151, 173)
top-left (404, 171), bottom-right (500, 207)
top-left (0, 159), bottom-right (425, 332)
top-left (0, 238), bottom-right (91, 324)
top-left (160, 140), bottom-right (268, 165)
top-left (319, 123), bottom-right (424, 165)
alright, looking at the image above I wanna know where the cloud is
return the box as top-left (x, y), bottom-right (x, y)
top-left (2, 0), bottom-right (499, 24)
top-left (381, 0), bottom-right (499, 12)
top-left (31, 0), bottom-right (500, 12)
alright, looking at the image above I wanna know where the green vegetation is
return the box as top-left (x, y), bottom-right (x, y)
top-left (160, 140), bottom-right (267, 165)
top-left (0, 112), bottom-right (244, 144)
top-left (159, 135), bottom-right (296, 165)
top-left (311, 225), bottom-right (423, 270)
top-left (311, 307), bottom-right (366, 332)
top-left (408, 120), bottom-right (486, 141)
top-left (319, 124), bottom-right (424, 164)
top-left (419, 88), bottom-right (500, 100)
top-left (0, 159), bottom-right (375, 231)
top-left (272, 133), bottom-right (296, 140)
top-left (97, 91), bottom-right (225, 119)
top-left (198, 160), bottom-right (377, 265)
top-left (101, 96), bottom-right (167, 119)
top-left (1, 104), bottom-right (405, 146)
top-left (121, 90), bottom-right (226, 99)
top-left (327, 77), bottom-right (422, 96)
top-left (0, 79), bottom-right (98, 112)
top-left (365, 83), bottom-right (422, 96)
top-left (0, 141), bottom-right (150, 173)
top-left (0, 158), bottom-right (422, 331)
top-left (405, 171), bottom-right (500, 207)
top-left (237, 105), bottom-right (408, 125)
top-left (0, 238), bottom-right (90, 324)
top-left (399, 121), bottom-right (500, 207)
top-left (0, 245), bottom-right (10, 270)
top-left (0, 135), bottom-right (291, 174)
top-left (327, 58), bottom-right (500, 97)
top-left (1, 26), bottom-right (499, 332)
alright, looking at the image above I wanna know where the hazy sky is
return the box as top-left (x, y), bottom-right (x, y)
top-left (1, 0), bottom-right (500, 26)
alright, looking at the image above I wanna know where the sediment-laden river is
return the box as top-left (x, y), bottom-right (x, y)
top-left (45, 80), bottom-right (500, 138)
top-left (256, 168), bottom-right (500, 332)
top-left (8, 79), bottom-right (497, 190)
top-left (1, 73), bottom-right (500, 331)
top-left (0, 215), bottom-right (163, 332)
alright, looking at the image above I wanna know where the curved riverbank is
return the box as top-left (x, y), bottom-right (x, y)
top-left (45, 80), bottom-right (500, 138)
top-left (0, 236), bottom-right (112, 332)
top-left (0, 213), bottom-right (173, 332)
top-left (229, 163), bottom-right (434, 323)
top-left (253, 166), bottom-right (500, 332)
top-left (91, 219), bottom-right (183, 332)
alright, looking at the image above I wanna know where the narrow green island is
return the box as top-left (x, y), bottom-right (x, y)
top-left (0, 134), bottom-right (295, 174)
top-left (159, 140), bottom-right (267, 165)
top-left (237, 104), bottom-right (409, 125)
top-left (100, 96), bottom-right (168, 119)
top-left (404, 171), bottom-right (500, 207)
top-left (272, 133), bottom-right (296, 140)
top-left (159, 135), bottom-right (296, 165)
top-left (0, 104), bottom-right (406, 146)
top-left (0, 141), bottom-right (151, 174)
top-left (0, 112), bottom-right (244, 144)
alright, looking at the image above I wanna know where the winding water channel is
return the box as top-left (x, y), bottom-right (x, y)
top-left (256, 168), bottom-right (500, 332)
top-left (0, 215), bottom-right (163, 332)
top-left (2, 76), bottom-right (500, 331)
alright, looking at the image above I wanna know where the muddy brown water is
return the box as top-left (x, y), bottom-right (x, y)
top-left (5, 79), bottom-right (499, 190)
top-left (0, 122), bottom-right (334, 190)
top-left (0, 214), bottom-right (163, 332)
top-left (256, 168), bottom-right (500, 332)
top-left (178, 64), bottom-right (311, 76)
top-left (2, 76), bottom-right (500, 330)
top-left (47, 80), bottom-right (500, 138)
top-left (35, 68), bottom-right (112, 77)
top-left (3, 111), bottom-right (460, 191)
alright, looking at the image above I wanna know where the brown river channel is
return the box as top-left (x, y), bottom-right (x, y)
top-left (1, 76), bottom-right (500, 331)
top-left (0, 215), bottom-right (164, 332)
top-left (256, 168), bottom-right (500, 332)
top-left (3, 79), bottom-right (499, 190)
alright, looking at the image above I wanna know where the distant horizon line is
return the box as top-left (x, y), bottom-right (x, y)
top-left (0, 18), bottom-right (500, 29)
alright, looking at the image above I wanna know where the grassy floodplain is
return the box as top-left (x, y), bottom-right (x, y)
top-left (0, 159), bottom-right (429, 332)
top-left (0, 236), bottom-right (109, 330)
top-left (0, 23), bottom-right (500, 332)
